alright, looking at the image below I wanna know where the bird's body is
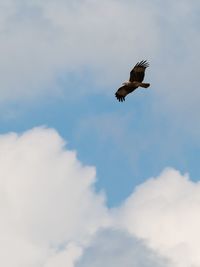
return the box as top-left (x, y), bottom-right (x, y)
top-left (115, 60), bottom-right (150, 102)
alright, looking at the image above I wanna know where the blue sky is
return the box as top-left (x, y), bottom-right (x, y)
top-left (0, 66), bottom-right (199, 207)
top-left (1, 1), bottom-right (200, 267)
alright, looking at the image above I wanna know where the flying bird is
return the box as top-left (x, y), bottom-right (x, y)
top-left (115, 60), bottom-right (150, 102)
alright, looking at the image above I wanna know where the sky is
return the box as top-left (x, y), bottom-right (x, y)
top-left (0, 0), bottom-right (200, 267)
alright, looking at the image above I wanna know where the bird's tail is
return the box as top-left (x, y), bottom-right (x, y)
top-left (139, 83), bottom-right (150, 88)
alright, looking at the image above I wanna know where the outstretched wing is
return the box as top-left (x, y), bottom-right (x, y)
top-left (129, 60), bottom-right (149, 82)
top-left (115, 85), bottom-right (129, 102)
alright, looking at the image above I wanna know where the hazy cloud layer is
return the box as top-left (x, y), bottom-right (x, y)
top-left (1, 0), bottom-right (200, 137)
top-left (2, 0), bottom-right (199, 100)
top-left (0, 0), bottom-right (158, 101)
top-left (1, 127), bottom-right (200, 267)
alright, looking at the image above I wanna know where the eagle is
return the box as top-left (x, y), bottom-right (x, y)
top-left (115, 60), bottom-right (150, 102)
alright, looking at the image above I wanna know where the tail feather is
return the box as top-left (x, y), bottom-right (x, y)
top-left (139, 83), bottom-right (150, 88)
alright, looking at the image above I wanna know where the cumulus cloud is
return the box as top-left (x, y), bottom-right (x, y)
top-left (0, 127), bottom-right (109, 267)
top-left (1, 127), bottom-right (200, 267)
top-left (116, 168), bottom-right (200, 267)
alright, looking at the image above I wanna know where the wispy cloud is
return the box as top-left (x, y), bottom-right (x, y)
top-left (0, 0), bottom-right (160, 101)
top-left (1, 0), bottom-right (200, 138)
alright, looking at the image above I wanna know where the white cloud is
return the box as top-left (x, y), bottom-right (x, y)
top-left (0, 128), bottom-right (200, 267)
top-left (116, 168), bottom-right (200, 267)
top-left (1, 127), bottom-right (200, 267)
top-left (0, 127), bottom-right (109, 267)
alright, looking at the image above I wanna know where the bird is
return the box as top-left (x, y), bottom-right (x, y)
top-left (115, 60), bottom-right (150, 102)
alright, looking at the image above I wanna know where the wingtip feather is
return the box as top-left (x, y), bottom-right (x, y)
top-left (115, 93), bottom-right (125, 102)
top-left (135, 60), bottom-right (149, 68)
